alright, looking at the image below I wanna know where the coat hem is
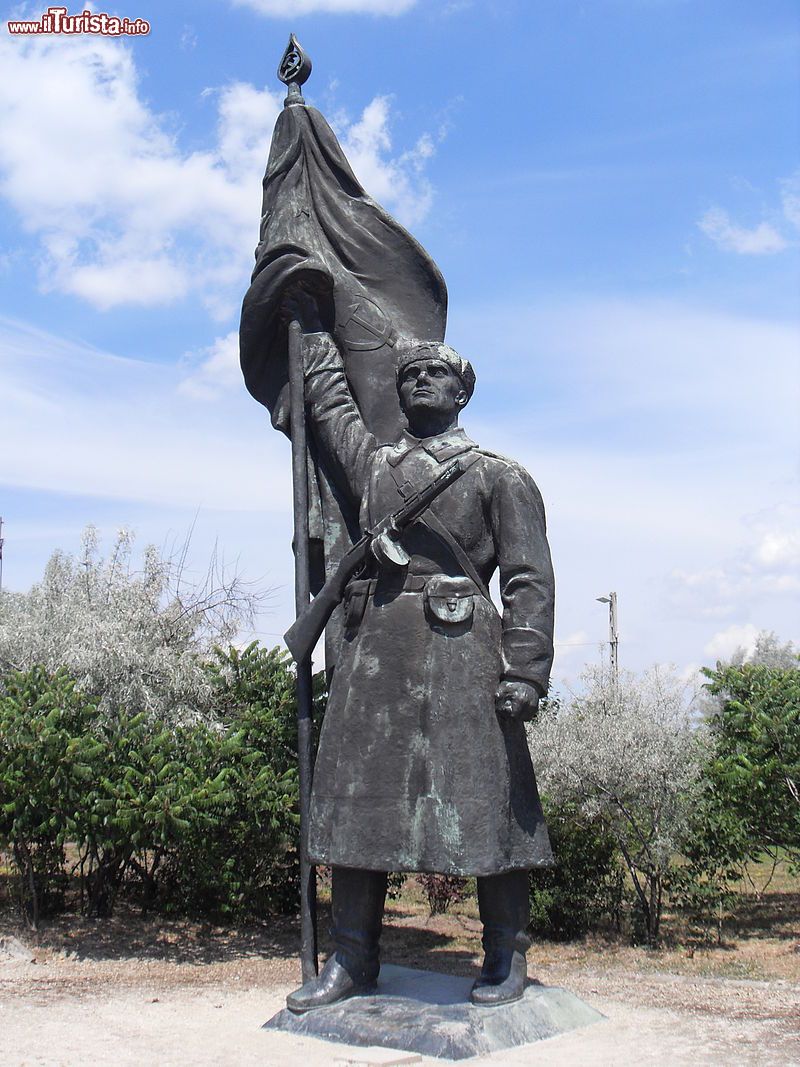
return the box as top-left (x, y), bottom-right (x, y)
top-left (306, 852), bottom-right (555, 875)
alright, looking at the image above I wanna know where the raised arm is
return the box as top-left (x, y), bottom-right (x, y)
top-left (302, 331), bottom-right (379, 506)
top-left (283, 286), bottom-right (379, 508)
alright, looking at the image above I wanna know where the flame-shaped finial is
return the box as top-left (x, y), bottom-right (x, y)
top-left (278, 34), bottom-right (312, 105)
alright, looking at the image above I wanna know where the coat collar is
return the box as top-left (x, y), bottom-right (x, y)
top-left (385, 426), bottom-right (477, 467)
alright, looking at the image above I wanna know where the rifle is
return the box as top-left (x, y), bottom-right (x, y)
top-left (284, 459), bottom-right (465, 663)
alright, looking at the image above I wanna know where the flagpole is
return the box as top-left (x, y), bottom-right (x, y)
top-left (287, 317), bottom-right (318, 982)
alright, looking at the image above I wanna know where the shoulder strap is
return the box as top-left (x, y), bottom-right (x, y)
top-left (419, 512), bottom-right (492, 603)
top-left (416, 453), bottom-right (492, 603)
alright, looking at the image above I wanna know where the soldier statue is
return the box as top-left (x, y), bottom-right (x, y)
top-left (239, 36), bottom-right (556, 1017)
top-left (282, 290), bottom-right (555, 1012)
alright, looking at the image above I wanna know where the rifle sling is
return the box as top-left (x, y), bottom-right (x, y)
top-left (414, 452), bottom-right (492, 604)
top-left (417, 511), bottom-right (492, 604)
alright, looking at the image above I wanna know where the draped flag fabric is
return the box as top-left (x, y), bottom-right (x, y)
top-left (239, 98), bottom-right (448, 636)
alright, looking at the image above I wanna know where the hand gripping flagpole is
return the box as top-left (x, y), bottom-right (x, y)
top-left (279, 36), bottom-right (318, 983)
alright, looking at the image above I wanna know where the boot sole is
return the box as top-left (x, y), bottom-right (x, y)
top-left (469, 988), bottom-right (525, 1007)
top-left (286, 982), bottom-right (378, 1014)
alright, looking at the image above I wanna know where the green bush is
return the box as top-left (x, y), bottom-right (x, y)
top-left (702, 660), bottom-right (800, 866)
top-left (152, 643), bottom-right (325, 919)
top-left (0, 666), bottom-right (98, 926)
top-left (529, 801), bottom-right (623, 940)
top-left (665, 658), bottom-right (799, 941)
top-left (74, 711), bottom-right (235, 917)
top-left (0, 646), bottom-right (327, 923)
top-left (666, 775), bottom-right (748, 943)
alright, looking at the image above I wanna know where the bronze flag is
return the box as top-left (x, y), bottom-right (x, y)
top-left (239, 86), bottom-right (448, 653)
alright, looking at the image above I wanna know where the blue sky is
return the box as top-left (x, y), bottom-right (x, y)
top-left (1, 0), bottom-right (798, 686)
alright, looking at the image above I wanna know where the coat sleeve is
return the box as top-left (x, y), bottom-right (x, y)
top-left (489, 462), bottom-right (555, 696)
top-left (302, 332), bottom-right (378, 507)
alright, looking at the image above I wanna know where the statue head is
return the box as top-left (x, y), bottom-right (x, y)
top-left (395, 340), bottom-right (475, 436)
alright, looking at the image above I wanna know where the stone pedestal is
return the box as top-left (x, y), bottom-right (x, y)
top-left (264, 964), bottom-right (604, 1061)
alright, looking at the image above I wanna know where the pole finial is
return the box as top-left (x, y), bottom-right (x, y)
top-left (278, 34), bottom-right (312, 106)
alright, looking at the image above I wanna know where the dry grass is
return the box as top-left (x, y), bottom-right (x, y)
top-left (1, 857), bottom-right (798, 989)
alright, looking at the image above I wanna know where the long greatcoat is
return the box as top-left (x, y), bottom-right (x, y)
top-left (303, 335), bottom-right (555, 876)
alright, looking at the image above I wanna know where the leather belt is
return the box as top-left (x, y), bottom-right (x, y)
top-left (349, 572), bottom-right (470, 598)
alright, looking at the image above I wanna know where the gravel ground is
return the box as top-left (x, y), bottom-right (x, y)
top-left (3, 958), bottom-right (799, 1066)
top-left (2, 906), bottom-right (799, 1065)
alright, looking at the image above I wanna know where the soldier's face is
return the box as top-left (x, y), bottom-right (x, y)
top-left (398, 359), bottom-right (467, 420)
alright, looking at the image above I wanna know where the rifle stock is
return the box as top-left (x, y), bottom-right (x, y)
top-left (284, 536), bottom-right (369, 662)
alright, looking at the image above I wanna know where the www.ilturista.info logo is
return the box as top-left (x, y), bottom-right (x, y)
top-left (7, 7), bottom-right (150, 36)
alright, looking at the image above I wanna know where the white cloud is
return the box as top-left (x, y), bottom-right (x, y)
top-left (0, 36), bottom-right (437, 311)
top-left (338, 96), bottom-right (435, 227)
top-left (179, 331), bottom-right (241, 399)
top-left (454, 296), bottom-right (800, 451)
top-left (449, 293), bottom-right (799, 680)
top-left (668, 567), bottom-right (736, 619)
top-left (668, 503), bottom-right (800, 618)
top-left (2, 291), bottom-right (796, 679)
top-left (754, 526), bottom-right (800, 569)
top-left (0, 315), bottom-right (300, 648)
top-left (180, 26), bottom-right (198, 50)
top-left (0, 316), bottom-right (290, 511)
top-left (553, 630), bottom-right (594, 676)
top-left (63, 245), bottom-right (191, 308)
top-left (698, 207), bottom-right (787, 255)
top-left (231, 0), bottom-right (417, 14)
top-left (698, 169), bottom-right (800, 256)
top-left (704, 623), bottom-right (759, 662)
top-left (678, 662), bottom-right (703, 687)
top-left (0, 34), bottom-right (279, 312)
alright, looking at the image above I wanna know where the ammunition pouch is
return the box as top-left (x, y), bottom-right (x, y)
top-left (423, 575), bottom-right (476, 626)
top-left (343, 578), bottom-right (372, 636)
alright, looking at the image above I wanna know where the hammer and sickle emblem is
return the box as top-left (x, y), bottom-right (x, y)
top-left (338, 297), bottom-right (397, 352)
top-left (280, 50), bottom-right (301, 80)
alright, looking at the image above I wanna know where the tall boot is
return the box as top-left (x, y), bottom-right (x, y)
top-left (470, 869), bottom-right (531, 1007)
top-left (286, 867), bottom-right (387, 1013)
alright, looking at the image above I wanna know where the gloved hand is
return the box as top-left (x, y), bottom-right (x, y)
top-left (495, 679), bottom-right (540, 722)
top-left (282, 284), bottom-right (324, 333)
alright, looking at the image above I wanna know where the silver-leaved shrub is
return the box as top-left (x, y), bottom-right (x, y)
top-left (0, 526), bottom-right (262, 724)
top-left (530, 664), bottom-right (708, 943)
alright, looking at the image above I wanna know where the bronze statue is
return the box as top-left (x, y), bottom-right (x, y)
top-left (240, 36), bottom-right (555, 1014)
top-left (286, 299), bottom-right (554, 1011)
